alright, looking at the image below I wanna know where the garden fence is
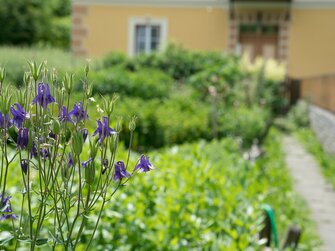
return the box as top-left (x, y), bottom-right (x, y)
top-left (300, 74), bottom-right (335, 113)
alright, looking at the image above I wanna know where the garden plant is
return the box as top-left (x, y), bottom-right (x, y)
top-left (0, 62), bottom-right (153, 250)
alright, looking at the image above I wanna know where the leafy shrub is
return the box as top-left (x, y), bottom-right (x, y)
top-left (131, 44), bottom-right (202, 80)
top-left (89, 67), bottom-right (173, 99)
top-left (47, 17), bottom-right (71, 49)
top-left (0, 0), bottom-right (71, 48)
top-left (287, 100), bottom-right (310, 129)
top-left (187, 61), bottom-right (244, 103)
top-left (101, 44), bottom-right (234, 81)
top-left (0, 0), bottom-right (51, 45)
top-left (101, 52), bottom-right (128, 69)
top-left (219, 105), bottom-right (271, 148)
top-left (114, 96), bottom-right (210, 150)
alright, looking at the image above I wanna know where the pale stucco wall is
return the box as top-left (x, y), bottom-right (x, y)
top-left (288, 8), bottom-right (335, 78)
top-left (76, 4), bottom-right (229, 57)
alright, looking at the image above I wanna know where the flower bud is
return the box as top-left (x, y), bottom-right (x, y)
top-left (72, 131), bottom-right (83, 155)
top-left (0, 87), bottom-right (12, 114)
top-left (0, 66), bottom-right (6, 83)
top-left (20, 159), bottom-right (28, 175)
top-left (85, 59), bottom-right (91, 76)
top-left (86, 84), bottom-right (93, 97)
top-left (16, 89), bottom-right (24, 107)
top-left (23, 72), bottom-right (30, 86)
top-left (67, 152), bottom-right (73, 168)
top-left (63, 72), bottom-right (74, 94)
top-left (81, 128), bottom-right (88, 142)
top-left (52, 68), bottom-right (58, 86)
top-left (28, 61), bottom-right (43, 81)
top-left (85, 162), bottom-right (95, 185)
top-left (116, 116), bottom-right (123, 133)
top-left (17, 128), bottom-right (29, 149)
top-left (129, 116), bottom-right (137, 132)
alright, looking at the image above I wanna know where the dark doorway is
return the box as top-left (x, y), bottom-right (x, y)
top-left (239, 24), bottom-right (279, 60)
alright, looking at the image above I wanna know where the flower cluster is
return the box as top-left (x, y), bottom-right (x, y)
top-left (0, 63), bottom-right (154, 250)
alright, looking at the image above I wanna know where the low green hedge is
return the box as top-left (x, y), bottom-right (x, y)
top-left (114, 96), bottom-right (210, 150)
top-left (112, 96), bottom-right (272, 150)
top-left (86, 67), bottom-right (173, 99)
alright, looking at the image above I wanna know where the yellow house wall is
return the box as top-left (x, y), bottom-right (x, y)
top-left (81, 5), bottom-right (229, 57)
top-left (288, 8), bottom-right (335, 78)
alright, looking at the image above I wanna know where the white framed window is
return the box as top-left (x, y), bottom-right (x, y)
top-left (128, 17), bottom-right (168, 56)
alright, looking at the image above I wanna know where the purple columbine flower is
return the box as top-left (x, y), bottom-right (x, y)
top-left (20, 159), bottom-right (28, 174)
top-left (82, 128), bottom-right (88, 142)
top-left (59, 106), bottom-right (72, 123)
top-left (49, 131), bottom-right (56, 140)
top-left (0, 112), bottom-right (11, 129)
top-left (113, 161), bottom-right (131, 181)
top-left (82, 157), bottom-right (93, 168)
top-left (17, 128), bottom-right (29, 149)
top-left (40, 148), bottom-right (50, 160)
top-left (10, 103), bottom-right (29, 128)
top-left (93, 117), bottom-right (116, 144)
top-left (133, 155), bottom-right (154, 173)
top-left (67, 152), bottom-right (73, 167)
top-left (30, 141), bottom-right (38, 159)
top-left (32, 83), bottom-right (55, 108)
top-left (0, 194), bottom-right (16, 221)
top-left (69, 102), bottom-right (88, 122)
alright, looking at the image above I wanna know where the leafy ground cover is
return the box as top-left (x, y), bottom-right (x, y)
top-left (78, 129), bottom-right (320, 250)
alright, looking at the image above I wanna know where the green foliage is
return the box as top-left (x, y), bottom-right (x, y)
top-left (0, 0), bottom-right (51, 45)
top-left (47, 17), bottom-right (71, 49)
top-left (295, 128), bottom-right (335, 188)
top-left (287, 100), bottom-right (310, 129)
top-left (101, 52), bottom-right (129, 69)
top-left (187, 62), bottom-right (244, 103)
top-left (81, 129), bottom-right (319, 250)
top-left (101, 44), bottom-right (235, 80)
top-left (114, 95), bottom-right (210, 150)
top-left (219, 105), bottom-right (270, 148)
top-left (50, 0), bottom-right (71, 17)
top-left (132, 44), bottom-right (203, 80)
top-left (88, 67), bottom-right (173, 99)
top-left (0, 0), bottom-right (71, 48)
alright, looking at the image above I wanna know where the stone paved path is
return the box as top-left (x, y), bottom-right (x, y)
top-left (283, 136), bottom-right (335, 251)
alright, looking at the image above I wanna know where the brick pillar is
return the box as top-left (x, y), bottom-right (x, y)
top-left (72, 4), bottom-right (88, 57)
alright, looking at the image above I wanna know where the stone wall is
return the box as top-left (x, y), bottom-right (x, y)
top-left (310, 105), bottom-right (335, 154)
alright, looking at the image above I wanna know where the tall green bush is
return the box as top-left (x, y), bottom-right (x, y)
top-left (0, 0), bottom-right (51, 45)
top-left (0, 0), bottom-right (71, 48)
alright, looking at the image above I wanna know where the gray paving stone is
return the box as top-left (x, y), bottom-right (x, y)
top-left (283, 136), bottom-right (335, 251)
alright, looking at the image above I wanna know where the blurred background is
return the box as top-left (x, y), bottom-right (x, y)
top-left (1, 0), bottom-right (335, 250)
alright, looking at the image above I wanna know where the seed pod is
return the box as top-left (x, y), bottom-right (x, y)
top-left (52, 119), bottom-right (61, 135)
top-left (72, 131), bottom-right (83, 156)
top-left (85, 162), bottom-right (95, 186)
